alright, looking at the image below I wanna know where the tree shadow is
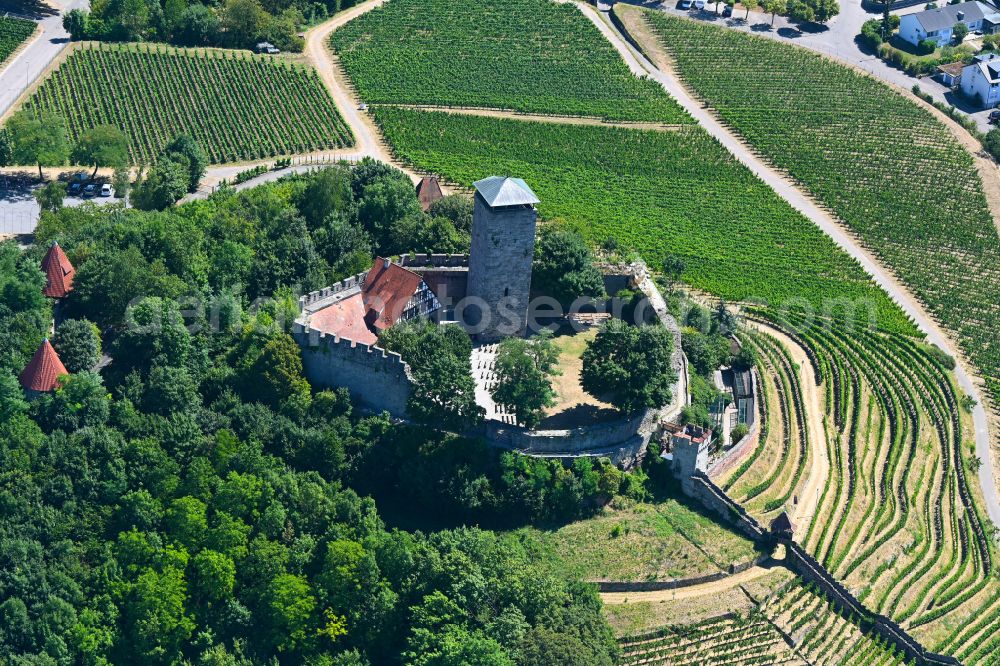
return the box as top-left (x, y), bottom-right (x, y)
top-left (751, 21), bottom-right (774, 31)
top-left (777, 26), bottom-right (802, 38)
top-left (537, 403), bottom-right (622, 429)
top-left (0, 0), bottom-right (58, 18)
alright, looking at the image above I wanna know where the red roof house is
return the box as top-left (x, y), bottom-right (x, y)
top-left (19, 339), bottom-right (68, 393)
top-left (416, 176), bottom-right (444, 212)
top-left (362, 258), bottom-right (424, 332)
top-left (41, 241), bottom-right (75, 298)
top-left (307, 258), bottom-right (436, 345)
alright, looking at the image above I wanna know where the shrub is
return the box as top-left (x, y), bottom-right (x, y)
top-left (917, 38), bottom-right (937, 55)
top-left (732, 422), bottom-right (750, 442)
top-left (860, 19), bottom-right (884, 47)
top-left (984, 127), bottom-right (1000, 161)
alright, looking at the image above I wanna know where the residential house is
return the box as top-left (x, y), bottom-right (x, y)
top-left (898, 1), bottom-right (1000, 48)
top-left (961, 52), bottom-right (1000, 107)
top-left (415, 176), bottom-right (444, 211)
top-left (307, 256), bottom-right (441, 346)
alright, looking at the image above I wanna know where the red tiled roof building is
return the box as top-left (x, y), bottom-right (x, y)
top-left (416, 176), bottom-right (444, 212)
top-left (19, 339), bottom-right (68, 394)
top-left (307, 257), bottom-right (441, 345)
top-left (41, 241), bottom-right (75, 298)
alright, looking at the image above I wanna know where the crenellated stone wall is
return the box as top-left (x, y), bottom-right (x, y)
top-left (299, 270), bottom-right (368, 312)
top-left (292, 322), bottom-right (414, 417)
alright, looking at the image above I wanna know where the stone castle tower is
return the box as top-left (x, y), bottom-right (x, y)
top-left (466, 176), bottom-right (540, 341)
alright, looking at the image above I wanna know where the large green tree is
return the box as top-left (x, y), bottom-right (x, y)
top-left (72, 124), bottom-right (129, 176)
top-left (133, 157), bottom-right (190, 211)
top-left (380, 320), bottom-right (482, 429)
top-left (532, 227), bottom-right (606, 306)
top-left (8, 111), bottom-right (70, 179)
top-left (52, 318), bottom-right (102, 373)
top-left (490, 333), bottom-right (559, 428)
top-left (581, 319), bottom-right (677, 414)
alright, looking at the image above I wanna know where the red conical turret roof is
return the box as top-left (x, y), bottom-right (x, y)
top-left (19, 339), bottom-right (68, 393)
top-left (41, 241), bottom-right (74, 298)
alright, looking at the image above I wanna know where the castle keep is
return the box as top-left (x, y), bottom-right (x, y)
top-left (466, 176), bottom-right (539, 341)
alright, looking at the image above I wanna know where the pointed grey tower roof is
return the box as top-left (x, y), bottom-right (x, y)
top-left (473, 176), bottom-right (539, 207)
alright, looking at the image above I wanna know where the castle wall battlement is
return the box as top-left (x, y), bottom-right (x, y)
top-left (398, 253), bottom-right (470, 269)
top-left (292, 322), bottom-right (414, 416)
top-left (299, 270), bottom-right (368, 311)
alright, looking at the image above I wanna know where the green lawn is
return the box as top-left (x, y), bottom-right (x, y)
top-left (518, 500), bottom-right (760, 582)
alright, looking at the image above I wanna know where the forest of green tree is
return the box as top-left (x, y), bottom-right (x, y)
top-left (0, 162), bottom-right (650, 665)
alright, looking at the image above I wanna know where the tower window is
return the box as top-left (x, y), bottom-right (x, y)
top-left (504, 287), bottom-right (509, 297)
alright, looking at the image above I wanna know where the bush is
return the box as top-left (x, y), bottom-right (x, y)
top-left (732, 422), bottom-right (750, 442)
top-left (917, 39), bottom-right (938, 55)
top-left (984, 127), bottom-right (1000, 161)
top-left (860, 19), bottom-right (884, 47)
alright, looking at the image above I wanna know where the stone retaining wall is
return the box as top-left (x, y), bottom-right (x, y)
top-left (594, 555), bottom-right (770, 593)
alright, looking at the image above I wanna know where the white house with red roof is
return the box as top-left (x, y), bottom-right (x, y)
top-left (304, 257), bottom-right (441, 347)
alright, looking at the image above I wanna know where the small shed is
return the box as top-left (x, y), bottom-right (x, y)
top-left (416, 176), bottom-right (444, 211)
top-left (937, 61), bottom-right (965, 87)
top-left (733, 368), bottom-right (755, 426)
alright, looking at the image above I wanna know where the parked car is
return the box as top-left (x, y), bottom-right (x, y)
top-left (68, 172), bottom-right (88, 196)
top-left (255, 42), bottom-right (280, 55)
top-left (100, 183), bottom-right (113, 197)
top-left (694, 0), bottom-right (706, 9)
top-left (679, 0), bottom-right (693, 8)
top-left (83, 183), bottom-right (97, 198)
top-left (989, 110), bottom-right (1000, 125)
top-left (722, 3), bottom-right (733, 16)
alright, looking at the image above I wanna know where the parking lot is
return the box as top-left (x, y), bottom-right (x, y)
top-left (0, 172), bottom-right (123, 237)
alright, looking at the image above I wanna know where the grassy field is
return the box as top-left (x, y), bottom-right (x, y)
top-left (0, 16), bottom-right (34, 65)
top-left (19, 43), bottom-right (353, 164)
top-left (645, 11), bottom-right (1000, 409)
top-left (518, 500), bottom-right (760, 582)
top-left (542, 327), bottom-right (615, 423)
top-left (373, 106), bottom-right (915, 335)
top-left (330, 0), bottom-right (689, 122)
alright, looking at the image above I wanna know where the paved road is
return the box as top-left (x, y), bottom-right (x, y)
top-left (0, 0), bottom-right (87, 120)
top-left (601, 3), bottom-right (1000, 529)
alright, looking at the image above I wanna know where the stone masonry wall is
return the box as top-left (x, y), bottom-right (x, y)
top-left (467, 196), bottom-right (537, 341)
top-left (485, 408), bottom-right (657, 467)
top-left (292, 322), bottom-right (414, 417)
top-left (678, 471), bottom-right (960, 666)
top-left (299, 270), bottom-right (368, 311)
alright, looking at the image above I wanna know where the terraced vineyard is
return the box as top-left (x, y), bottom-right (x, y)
top-left (331, 0), bottom-right (689, 122)
top-left (618, 612), bottom-right (800, 666)
top-left (722, 313), bottom-right (1000, 662)
top-left (761, 582), bottom-right (916, 665)
top-left (19, 43), bottom-right (353, 164)
top-left (645, 12), bottom-right (1000, 408)
top-left (0, 16), bottom-right (34, 65)
top-left (723, 330), bottom-right (810, 517)
top-left (617, 583), bottom-right (915, 666)
top-left (372, 107), bottom-right (913, 334)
